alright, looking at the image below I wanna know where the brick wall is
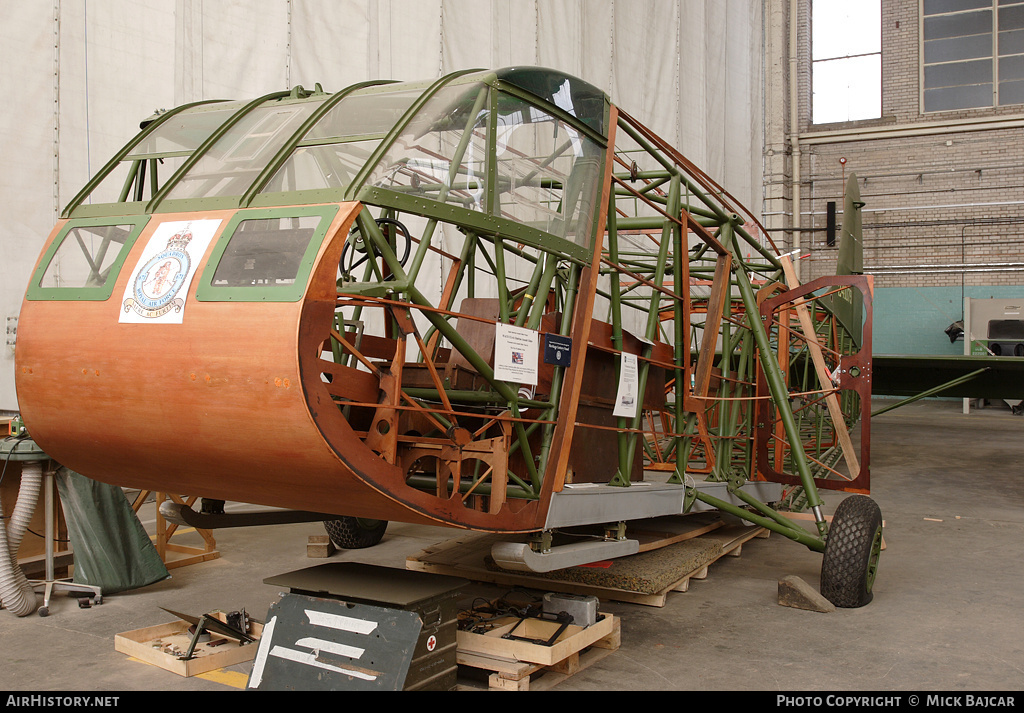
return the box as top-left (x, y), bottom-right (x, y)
top-left (765, 0), bottom-right (1024, 293)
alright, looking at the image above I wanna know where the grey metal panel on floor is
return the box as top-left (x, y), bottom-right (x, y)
top-left (263, 561), bottom-right (468, 607)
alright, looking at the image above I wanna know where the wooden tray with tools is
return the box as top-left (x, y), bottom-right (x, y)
top-left (115, 609), bottom-right (262, 678)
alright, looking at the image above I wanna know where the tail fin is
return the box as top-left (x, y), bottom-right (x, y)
top-left (829, 173), bottom-right (865, 347)
top-left (837, 173), bottom-right (864, 277)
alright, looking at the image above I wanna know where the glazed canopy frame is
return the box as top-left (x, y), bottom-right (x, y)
top-left (17, 68), bottom-right (872, 550)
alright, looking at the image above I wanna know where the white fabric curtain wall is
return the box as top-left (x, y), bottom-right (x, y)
top-left (175, 0), bottom-right (290, 104)
top-left (0, 0), bottom-right (762, 410)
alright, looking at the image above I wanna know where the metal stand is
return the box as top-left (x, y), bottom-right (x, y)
top-left (30, 467), bottom-right (102, 617)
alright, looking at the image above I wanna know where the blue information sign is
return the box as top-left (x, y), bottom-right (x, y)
top-left (544, 334), bottom-right (573, 366)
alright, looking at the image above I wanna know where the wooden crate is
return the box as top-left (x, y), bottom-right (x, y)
top-left (115, 613), bottom-right (263, 678)
top-left (458, 613), bottom-right (616, 666)
top-left (458, 615), bottom-right (620, 691)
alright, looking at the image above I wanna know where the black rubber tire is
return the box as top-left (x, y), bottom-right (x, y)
top-left (820, 495), bottom-right (883, 608)
top-left (323, 517), bottom-right (388, 549)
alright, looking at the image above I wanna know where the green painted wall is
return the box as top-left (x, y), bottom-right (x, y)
top-left (873, 285), bottom-right (1024, 355)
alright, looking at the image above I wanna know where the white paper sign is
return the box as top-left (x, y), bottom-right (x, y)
top-left (493, 323), bottom-right (539, 386)
top-left (613, 352), bottom-right (639, 418)
top-left (119, 219), bottom-right (222, 324)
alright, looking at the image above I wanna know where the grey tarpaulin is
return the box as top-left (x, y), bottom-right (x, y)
top-left (54, 467), bottom-right (169, 595)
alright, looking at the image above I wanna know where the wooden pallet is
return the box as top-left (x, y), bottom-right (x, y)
top-left (407, 518), bottom-right (769, 607)
top-left (457, 615), bottom-right (620, 691)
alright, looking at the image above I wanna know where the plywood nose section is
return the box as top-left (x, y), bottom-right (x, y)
top-left (15, 202), bottom-right (549, 533)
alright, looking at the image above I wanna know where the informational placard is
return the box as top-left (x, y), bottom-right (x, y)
top-left (544, 333), bottom-right (572, 366)
top-left (612, 352), bottom-right (639, 418)
top-left (493, 322), bottom-right (539, 386)
top-left (120, 219), bottom-right (222, 324)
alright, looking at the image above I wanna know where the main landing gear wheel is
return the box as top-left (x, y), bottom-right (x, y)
top-left (323, 517), bottom-right (388, 549)
top-left (820, 495), bottom-right (883, 608)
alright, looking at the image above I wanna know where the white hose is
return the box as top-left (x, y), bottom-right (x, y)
top-left (0, 459), bottom-right (41, 616)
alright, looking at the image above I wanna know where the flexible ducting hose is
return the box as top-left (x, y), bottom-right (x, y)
top-left (0, 459), bottom-right (41, 616)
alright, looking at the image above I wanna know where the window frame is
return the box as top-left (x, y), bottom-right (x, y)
top-left (920, 0), bottom-right (1024, 113)
top-left (811, 0), bottom-right (883, 124)
top-left (194, 204), bottom-right (340, 303)
top-left (26, 216), bottom-right (151, 301)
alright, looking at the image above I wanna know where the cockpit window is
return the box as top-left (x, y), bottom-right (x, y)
top-left (128, 103), bottom-right (245, 158)
top-left (211, 217), bottom-right (315, 286)
top-left (165, 99), bottom-right (325, 201)
top-left (368, 82), bottom-right (603, 250)
top-left (26, 217), bottom-right (149, 300)
top-left (196, 205), bottom-right (339, 302)
top-left (72, 103), bottom-right (242, 208)
top-left (259, 88), bottom-right (422, 194)
top-left (369, 81), bottom-right (491, 212)
top-left (492, 90), bottom-right (603, 249)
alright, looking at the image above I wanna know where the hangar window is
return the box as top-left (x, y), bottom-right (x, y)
top-left (922, 0), bottom-right (1024, 111)
top-left (196, 205), bottom-right (339, 302)
top-left (811, 0), bottom-right (882, 123)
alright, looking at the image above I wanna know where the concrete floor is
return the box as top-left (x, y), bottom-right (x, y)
top-left (0, 398), bottom-right (1021, 692)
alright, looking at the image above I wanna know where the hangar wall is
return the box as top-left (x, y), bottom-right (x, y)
top-left (0, 0), bottom-right (764, 412)
top-left (763, 0), bottom-right (1024, 357)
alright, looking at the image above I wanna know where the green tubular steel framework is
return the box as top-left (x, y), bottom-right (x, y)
top-left (50, 67), bottom-right (875, 554)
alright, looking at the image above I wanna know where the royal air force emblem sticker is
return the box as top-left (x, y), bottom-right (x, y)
top-left (119, 219), bottom-right (221, 324)
top-left (123, 229), bottom-right (191, 318)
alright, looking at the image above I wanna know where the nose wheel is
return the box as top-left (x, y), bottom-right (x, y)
top-left (323, 517), bottom-right (389, 549)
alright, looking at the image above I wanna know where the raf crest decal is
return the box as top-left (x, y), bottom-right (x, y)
top-left (119, 219), bottom-right (222, 324)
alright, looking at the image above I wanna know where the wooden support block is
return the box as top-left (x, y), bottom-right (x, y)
top-left (672, 578), bottom-right (691, 593)
top-left (490, 671), bottom-right (532, 691)
top-left (548, 651), bottom-right (581, 676)
top-left (593, 619), bottom-right (621, 651)
top-left (778, 575), bottom-right (835, 613)
top-left (307, 534), bottom-right (335, 558)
